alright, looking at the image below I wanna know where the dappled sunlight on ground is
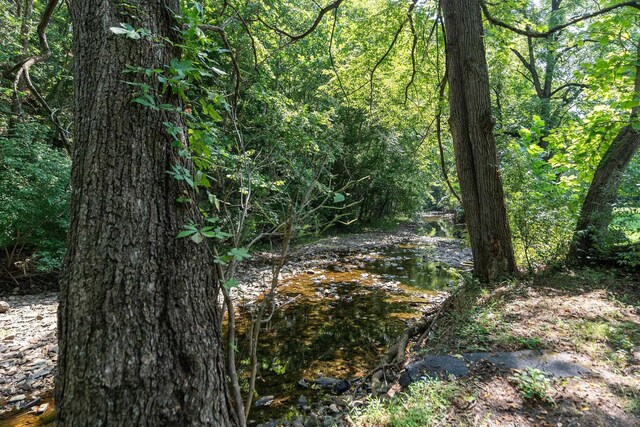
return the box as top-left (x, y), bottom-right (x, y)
top-left (417, 269), bottom-right (640, 426)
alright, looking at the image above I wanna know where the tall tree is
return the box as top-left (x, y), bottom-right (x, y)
top-left (442, 0), bottom-right (517, 281)
top-left (568, 39), bottom-right (640, 263)
top-left (56, 0), bottom-right (239, 425)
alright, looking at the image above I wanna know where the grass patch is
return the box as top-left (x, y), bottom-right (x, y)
top-left (509, 368), bottom-right (556, 405)
top-left (353, 379), bottom-right (472, 427)
top-left (566, 318), bottom-right (640, 369)
top-left (423, 279), bottom-right (542, 354)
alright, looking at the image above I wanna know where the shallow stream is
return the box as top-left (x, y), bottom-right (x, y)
top-left (0, 216), bottom-right (466, 426)
top-left (236, 216), bottom-right (465, 424)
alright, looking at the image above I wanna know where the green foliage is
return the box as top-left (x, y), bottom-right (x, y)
top-left (501, 123), bottom-right (579, 270)
top-left (509, 368), bottom-right (556, 405)
top-left (0, 123), bottom-right (70, 271)
top-left (513, 336), bottom-right (543, 350)
top-left (261, 357), bottom-right (287, 375)
top-left (2, 0), bottom-right (640, 275)
top-left (353, 379), bottom-right (467, 427)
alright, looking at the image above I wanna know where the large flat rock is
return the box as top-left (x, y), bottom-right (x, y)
top-left (400, 350), bottom-right (591, 387)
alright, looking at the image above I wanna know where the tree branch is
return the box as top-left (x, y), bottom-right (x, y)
top-left (435, 73), bottom-right (462, 205)
top-left (197, 24), bottom-right (242, 112)
top-left (257, 0), bottom-right (344, 42)
top-left (369, 0), bottom-right (417, 110)
top-left (549, 82), bottom-right (589, 97)
top-left (24, 68), bottom-right (70, 152)
top-left (480, 0), bottom-right (640, 39)
top-left (404, 4), bottom-right (420, 105)
top-left (329, 7), bottom-right (349, 103)
top-left (4, 0), bottom-right (58, 79)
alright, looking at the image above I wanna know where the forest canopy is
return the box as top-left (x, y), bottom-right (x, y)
top-left (1, 0), bottom-right (638, 274)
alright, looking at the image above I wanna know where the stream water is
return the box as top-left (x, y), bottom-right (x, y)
top-left (236, 216), bottom-right (465, 424)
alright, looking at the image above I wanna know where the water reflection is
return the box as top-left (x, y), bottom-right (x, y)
top-left (236, 243), bottom-right (461, 423)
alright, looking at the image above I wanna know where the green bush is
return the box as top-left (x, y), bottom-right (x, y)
top-left (0, 123), bottom-right (70, 272)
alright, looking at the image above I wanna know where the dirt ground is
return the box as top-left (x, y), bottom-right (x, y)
top-left (421, 268), bottom-right (640, 426)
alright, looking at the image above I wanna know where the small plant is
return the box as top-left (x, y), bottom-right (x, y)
top-left (514, 336), bottom-right (543, 350)
top-left (509, 368), bottom-right (556, 405)
top-left (261, 357), bottom-right (287, 375)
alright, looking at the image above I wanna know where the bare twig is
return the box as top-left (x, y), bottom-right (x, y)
top-left (197, 24), bottom-right (241, 111)
top-left (435, 73), bottom-right (462, 205)
top-left (24, 68), bottom-right (70, 152)
top-left (329, 7), bottom-right (349, 103)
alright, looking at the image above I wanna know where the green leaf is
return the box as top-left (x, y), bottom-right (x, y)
top-left (200, 226), bottom-right (232, 239)
top-left (214, 255), bottom-right (231, 265)
top-left (229, 247), bottom-right (251, 261)
top-left (190, 232), bottom-right (204, 244)
top-left (109, 23), bottom-right (141, 40)
top-left (211, 66), bottom-right (227, 76)
top-left (177, 229), bottom-right (197, 238)
top-left (222, 278), bottom-right (239, 290)
top-left (208, 193), bottom-right (221, 211)
top-left (333, 192), bottom-right (345, 203)
top-left (110, 27), bottom-right (129, 35)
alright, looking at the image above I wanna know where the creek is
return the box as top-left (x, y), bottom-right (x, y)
top-left (0, 215), bottom-right (467, 426)
top-left (235, 216), bottom-right (466, 425)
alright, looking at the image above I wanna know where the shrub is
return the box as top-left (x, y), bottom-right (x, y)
top-left (0, 123), bottom-right (70, 272)
top-left (509, 368), bottom-right (556, 404)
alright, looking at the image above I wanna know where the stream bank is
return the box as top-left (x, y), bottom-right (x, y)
top-left (0, 214), bottom-right (471, 426)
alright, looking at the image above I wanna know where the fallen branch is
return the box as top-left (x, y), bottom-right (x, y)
top-left (414, 285), bottom-right (463, 349)
top-left (367, 285), bottom-right (465, 391)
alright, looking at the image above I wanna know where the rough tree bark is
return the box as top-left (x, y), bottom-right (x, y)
top-left (56, 1), bottom-right (239, 425)
top-left (442, 0), bottom-right (517, 282)
top-left (568, 41), bottom-right (640, 263)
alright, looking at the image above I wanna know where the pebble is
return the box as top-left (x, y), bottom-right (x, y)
top-left (298, 395), bottom-right (307, 407)
top-left (314, 377), bottom-right (340, 388)
top-left (8, 394), bottom-right (26, 403)
top-left (0, 301), bottom-right (9, 313)
top-left (0, 293), bottom-right (57, 417)
top-left (298, 378), bottom-right (309, 388)
top-left (254, 395), bottom-right (275, 408)
top-left (304, 414), bottom-right (320, 427)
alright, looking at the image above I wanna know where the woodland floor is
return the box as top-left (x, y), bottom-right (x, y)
top-left (391, 268), bottom-right (640, 427)
top-left (0, 219), bottom-right (639, 426)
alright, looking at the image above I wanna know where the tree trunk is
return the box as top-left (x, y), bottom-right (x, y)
top-left (567, 126), bottom-right (640, 262)
top-left (442, 0), bottom-right (517, 281)
top-left (56, 1), bottom-right (239, 425)
top-left (568, 39), bottom-right (640, 264)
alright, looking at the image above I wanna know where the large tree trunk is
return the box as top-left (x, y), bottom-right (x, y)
top-left (56, 1), bottom-right (239, 425)
top-left (442, 0), bottom-right (517, 282)
top-left (568, 40), bottom-right (640, 264)
top-left (568, 126), bottom-right (640, 262)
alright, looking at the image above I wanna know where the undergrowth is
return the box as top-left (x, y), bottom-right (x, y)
top-left (352, 379), bottom-right (472, 427)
